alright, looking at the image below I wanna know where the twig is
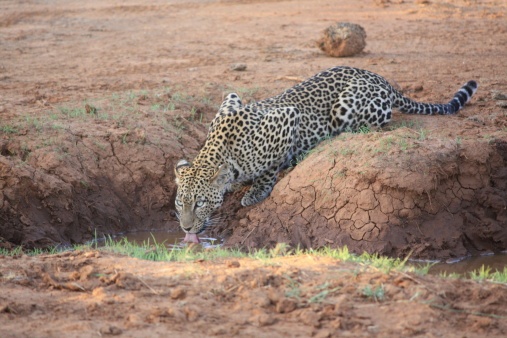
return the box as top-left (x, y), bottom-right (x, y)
top-left (241, 225), bottom-right (257, 245)
top-left (136, 276), bottom-right (160, 295)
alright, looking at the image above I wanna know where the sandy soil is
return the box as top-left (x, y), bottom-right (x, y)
top-left (1, 0), bottom-right (507, 336)
top-left (1, 250), bottom-right (507, 337)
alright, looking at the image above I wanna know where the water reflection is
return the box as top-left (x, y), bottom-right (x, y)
top-left (427, 252), bottom-right (507, 276)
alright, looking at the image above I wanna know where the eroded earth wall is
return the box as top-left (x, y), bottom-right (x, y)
top-left (0, 116), bottom-right (207, 248)
top-left (225, 124), bottom-right (507, 260)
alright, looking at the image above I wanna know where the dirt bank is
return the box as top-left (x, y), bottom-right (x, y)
top-left (226, 117), bottom-right (507, 259)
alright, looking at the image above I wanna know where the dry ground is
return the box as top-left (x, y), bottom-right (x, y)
top-left (1, 0), bottom-right (507, 337)
top-left (1, 249), bottom-right (507, 337)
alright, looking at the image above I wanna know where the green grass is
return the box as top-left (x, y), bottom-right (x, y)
top-left (309, 282), bottom-right (341, 303)
top-left (1, 239), bottom-right (506, 284)
top-left (0, 124), bottom-right (18, 134)
top-left (470, 265), bottom-right (507, 283)
top-left (361, 284), bottom-right (385, 302)
top-left (95, 236), bottom-right (247, 262)
top-left (284, 275), bottom-right (302, 300)
top-left (99, 240), bottom-right (431, 275)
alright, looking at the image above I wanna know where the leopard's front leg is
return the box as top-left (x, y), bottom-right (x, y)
top-left (241, 168), bottom-right (278, 206)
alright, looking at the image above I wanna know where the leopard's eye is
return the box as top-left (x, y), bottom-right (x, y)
top-left (195, 200), bottom-right (206, 208)
top-left (175, 199), bottom-right (183, 207)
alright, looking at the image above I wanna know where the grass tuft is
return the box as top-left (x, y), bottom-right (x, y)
top-left (2, 239), bottom-right (506, 284)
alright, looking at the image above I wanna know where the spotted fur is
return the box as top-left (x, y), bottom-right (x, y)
top-left (174, 66), bottom-right (478, 234)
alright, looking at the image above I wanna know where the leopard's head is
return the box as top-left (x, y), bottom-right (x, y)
top-left (174, 159), bottom-right (231, 235)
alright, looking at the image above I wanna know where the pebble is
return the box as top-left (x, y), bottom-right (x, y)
top-left (99, 325), bottom-right (122, 336)
top-left (170, 287), bottom-right (186, 300)
top-left (275, 298), bottom-right (297, 313)
top-left (227, 260), bottom-right (241, 268)
top-left (250, 313), bottom-right (276, 327)
top-left (230, 63), bottom-right (247, 71)
top-left (300, 309), bottom-right (322, 328)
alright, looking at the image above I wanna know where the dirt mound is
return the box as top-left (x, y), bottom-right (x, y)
top-left (226, 118), bottom-right (507, 259)
top-left (0, 91), bottom-right (213, 248)
top-left (1, 251), bottom-right (506, 337)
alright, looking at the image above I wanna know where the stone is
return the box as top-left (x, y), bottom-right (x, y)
top-left (317, 22), bottom-right (366, 57)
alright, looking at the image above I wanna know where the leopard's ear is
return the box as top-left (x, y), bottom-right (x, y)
top-left (174, 159), bottom-right (190, 184)
top-left (210, 163), bottom-right (231, 189)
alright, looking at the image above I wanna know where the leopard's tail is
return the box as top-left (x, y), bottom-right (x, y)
top-left (392, 80), bottom-right (478, 115)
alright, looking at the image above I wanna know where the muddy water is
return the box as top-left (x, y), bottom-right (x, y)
top-left (101, 231), bottom-right (222, 249)
top-left (426, 253), bottom-right (507, 276)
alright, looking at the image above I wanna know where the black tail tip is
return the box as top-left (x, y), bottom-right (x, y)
top-left (466, 80), bottom-right (478, 91)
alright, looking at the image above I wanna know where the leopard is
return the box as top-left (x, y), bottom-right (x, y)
top-left (174, 66), bottom-right (478, 242)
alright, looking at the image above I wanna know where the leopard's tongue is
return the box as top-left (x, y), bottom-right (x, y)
top-left (183, 233), bottom-right (200, 243)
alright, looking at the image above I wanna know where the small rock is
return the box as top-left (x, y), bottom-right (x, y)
top-left (99, 325), bottom-right (122, 336)
top-left (300, 309), bottom-right (322, 328)
top-left (230, 63), bottom-right (247, 71)
top-left (413, 85), bottom-right (424, 92)
top-left (497, 101), bottom-right (507, 108)
top-left (275, 298), bottom-right (297, 313)
top-left (170, 287), bottom-right (186, 300)
top-left (125, 313), bottom-right (144, 328)
top-left (317, 22), bottom-right (366, 57)
top-left (226, 260), bottom-right (241, 268)
top-left (250, 313), bottom-right (276, 327)
top-left (184, 305), bottom-right (200, 322)
top-left (83, 251), bottom-right (100, 258)
top-left (79, 265), bottom-right (95, 280)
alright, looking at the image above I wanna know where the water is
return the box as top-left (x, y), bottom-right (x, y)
top-left (425, 252), bottom-right (507, 276)
top-left (98, 230), bottom-right (222, 249)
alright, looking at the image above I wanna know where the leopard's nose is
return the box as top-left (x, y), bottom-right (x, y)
top-left (182, 226), bottom-right (192, 232)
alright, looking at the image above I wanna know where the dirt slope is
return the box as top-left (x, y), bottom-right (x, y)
top-left (227, 118), bottom-right (507, 259)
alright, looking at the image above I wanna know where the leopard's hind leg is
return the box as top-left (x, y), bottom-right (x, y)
top-left (329, 80), bottom-right (393, 133)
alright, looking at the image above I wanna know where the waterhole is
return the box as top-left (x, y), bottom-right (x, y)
top-left (97, 230), bottom-right (222, 249)
top-left (426, 252), bottom-right (507, 276)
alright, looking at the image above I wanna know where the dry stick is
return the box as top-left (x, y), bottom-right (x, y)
top-left (136, 276), bottom-right (160, 295)
top-left (241, 225), bottom-right (257, 245)
top-left (276, 76), bottom-right (305, 82)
